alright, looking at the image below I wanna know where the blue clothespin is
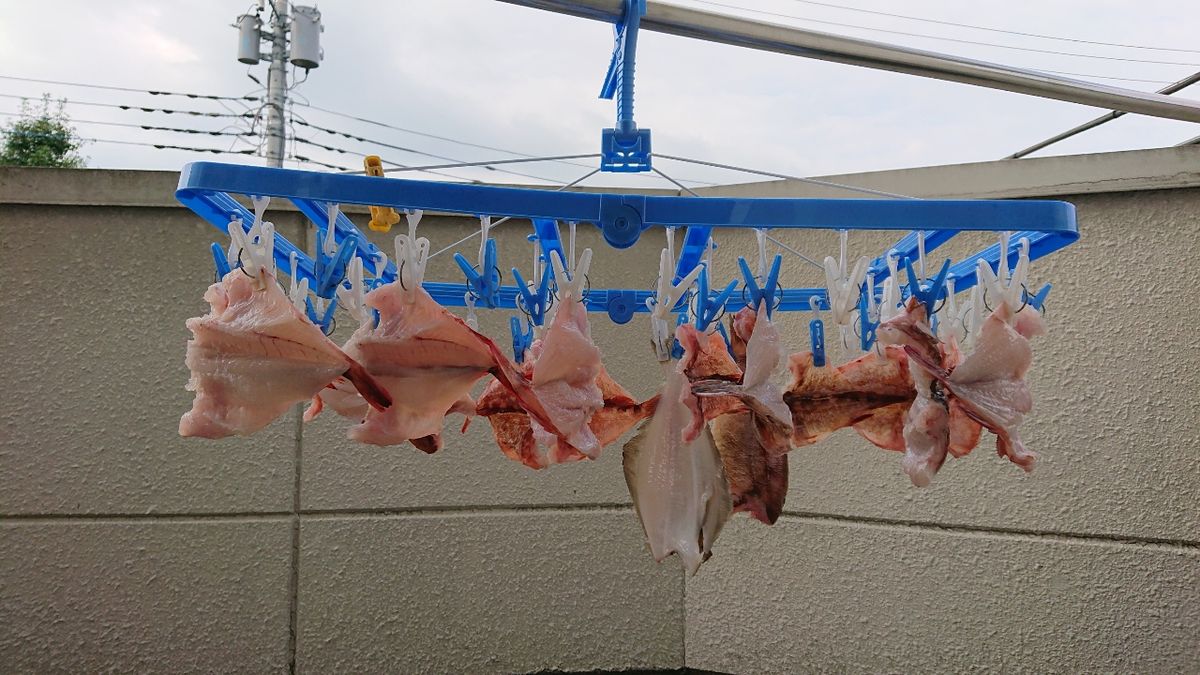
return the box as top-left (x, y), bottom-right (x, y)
top-left (903, 257), bottom-right (951, 315)
top-left (670, 312), bottom-right (688, 360)
top-left (857, 284), bottom-right (879, 351)
top-left (454, 237), bottom-right (501, 308)
top-left (810, 319), bottom-right (826, 367)
top-left (808, 297), bottom-right (827, 367)
top-left (692, 264), bottom-right (739, 332)
top-left (313, 234), bottom-right (359, 300)
top-left (737, 254), bottom-right (783, 317)
top-left (1025, 283), bottom-right (1052, 311)
top-left (511, 260), bottom-right (555, 328)
top-left (510, 316), bottom-right (535, 363)
top-left (304, 295), bottom-right (339, 335)
top-left (211, 242), bottom-right (231, 277)
top-left (598, 0), bottom-right (651, 172)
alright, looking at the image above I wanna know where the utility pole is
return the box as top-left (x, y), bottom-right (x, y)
top-left (235, 1), bottom-right (323, 168)
top-left (264, 0), bottom-right (290, 168)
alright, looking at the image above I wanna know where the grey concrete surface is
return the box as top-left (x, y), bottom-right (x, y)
top-left (2, 148), bottom-right (1198, 673)
top-left (299, 214), bottom-right (664, 511)
top-left (764, 189), bottom-right (1200, 543)
top-left (0, 518), bottom-right (292, 673)
top-left (0, 204), bottom-right (302, 515)
top-left (296, 510), bottom-right (683, 673)
top-left (686, 517), bottom-right (1200, 673)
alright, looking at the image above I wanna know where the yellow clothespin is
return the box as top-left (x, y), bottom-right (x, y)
top-left (363, 155), bottom-right (401, 232)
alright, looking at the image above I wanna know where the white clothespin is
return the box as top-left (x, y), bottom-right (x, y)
top-left (647, 247), bottom-right (704, 362)
top-left (464, 291), bottom-right (479, 330)
top-left (322, 203), bottom-right (339, 257)
top-left (567, 221), bottom-right (578, 279)
top-left (477, 215), bottom-right (492, 268)
top-left (941, 275), bottom-right (968, 346)
top-left (878, 251), bottom-right (902, 323)
top-left (823, 230), bottom-right (869, 337)
top-left (755, 228), bottom-right (768, 280)
top-left (287, 251), bottom-right (311, 312)
top-left (865, 271), bottom-right (878, 322)
top-left (394, 209), bottom-right (429, 292)
top-left (337, 257), bottom-right (373, 325)
top-left (227, 216), bottom-right (275, 281)
top-left (965, 285), bottom-right (983, 350)
top-left (977, 233), bottom-right (1031, 318)
top-left (550, 248), bottom-right (592, 302)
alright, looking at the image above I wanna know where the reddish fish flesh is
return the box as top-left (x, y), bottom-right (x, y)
top-left (785, 346), bottom-right (914, 449)
top-left (711, 409), bottom-right (788, 525)
top-left (689, 307), bottom-right (789, 525)
top-left (180, 270), bottom-right (390, 438)
top-left (681, 309), bottom-right (793, 453)
top-left (477, 353), bottom-right (655, 470)
top-left (906, 302), bottom-right (1037, 472)
top-left (876, 298), bottom-right (951, 486)
top-left (342, 281), bottom-right (554, 450)
top-left (623, 360), bottom-right (731, 575)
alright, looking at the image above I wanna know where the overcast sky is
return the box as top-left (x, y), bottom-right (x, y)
top-left (1, 0), bottom-right (1197, 187)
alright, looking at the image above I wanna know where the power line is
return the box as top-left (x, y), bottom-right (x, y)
top-left (290, 135), bottom-right (480, 183)
top-left (0, 74), bottom-right (260, 101)
top-left (0, 111), bottom-right (255, 137)
top-left (291, 117), bottom-right (569, 183)
top-left (0, 128), bottom-right (259, 156)
top-left (693, 0), bottom-right (1200, 67)
top-left (293, 101), bottom-right (600, 168)
top-left (0, 93), bottom-right (253, 118)
top-left (778, 0), bottom-right (1200, 54)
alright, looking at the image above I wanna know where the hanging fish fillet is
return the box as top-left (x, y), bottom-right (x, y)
top-left (941, 338), bottom-right (983, 458)
top-left (786, 345), bottom-right (914, 449)
top-left (684, 306), bottom-right (793, 453)
top-left (528, 288), bottom-right (605, 457)
top-left (710, 410), bottom-right (788, 525)
top-left (905, 302), bottom-right (1037, 472)
top-left (342, 281), bottom-right (555, 451)
top-left (686, 307), bottom-right (788, 525)
top-left (876, 298), bottom-right (952, 486)
top-left (180, 270), bottom-right (390, 438)
top-left (718, 307), bottom-right (789, 523)
top-left (624, 360), bottom-right (731, 575)
top-left (477, 350), bottom-right (655, 469)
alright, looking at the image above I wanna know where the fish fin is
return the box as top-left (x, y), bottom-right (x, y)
top-left (302, 394), bottom-right (324, 422)
top-left (343, 361), bottom-right (392, 412)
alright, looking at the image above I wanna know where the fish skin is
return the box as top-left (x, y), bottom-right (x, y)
top-left (711, 411), bottom-right (788, 525)
top-left (530, 293), bottom-right (605, 457)
top-left (785, 347), bottom-right (914, 449)
top-left (877, 298), bottom-right (952, 486)
top-left (180, 270), bottom-right (389, 439)
top-left (688, 306), bottom-right (790, 525)
top-left (680, 308), bottom-right (793, 453)
top-left (623, 361), bottom-right (731, 575)
top-left (342, 281), bottom-right (556, 449)
top-left (907, 302), bottom-right (1038, 472)
top-left (477, 356), bottom-right (654, 470)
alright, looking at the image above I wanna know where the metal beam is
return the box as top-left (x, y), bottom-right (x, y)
top-left (1008, 71), bottom-right (1200, 159)
top-left (495, 0), bottom-right (1200, 123)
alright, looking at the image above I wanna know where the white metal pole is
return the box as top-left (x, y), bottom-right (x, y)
top-left (495, 0), bottom-right (1200, 124)
top-left (264, 0), bottom-right (290, 168)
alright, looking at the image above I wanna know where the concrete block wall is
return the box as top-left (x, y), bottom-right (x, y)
top-left (2, 149), bottom-right (1198, 673)
top-left (0, 168), bottom-right (681, 674)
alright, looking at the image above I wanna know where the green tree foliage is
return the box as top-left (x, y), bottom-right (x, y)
top-left (0, 94), bottom-right (86, 168)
